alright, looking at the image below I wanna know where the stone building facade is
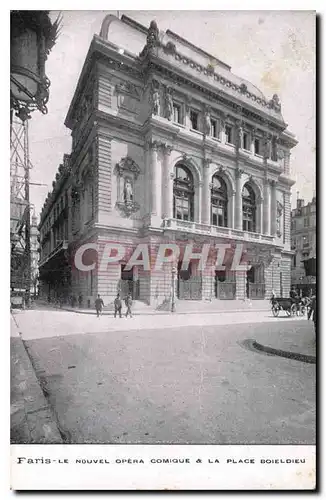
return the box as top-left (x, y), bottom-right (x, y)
top-left (38, 14), bottom-right (297, 307)
top-left (291, 195), bottom-right (316, 293)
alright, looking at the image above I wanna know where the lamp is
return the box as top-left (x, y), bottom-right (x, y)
top-left (10, 11), bottom-right (62, 120)
top-left (171, 265), bottom-right (176, 313)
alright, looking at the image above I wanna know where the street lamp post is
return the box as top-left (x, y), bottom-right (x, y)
top-left (10, 10), bottom-right (62, 120)
top-left (171, 265), bottom-right (176, 313)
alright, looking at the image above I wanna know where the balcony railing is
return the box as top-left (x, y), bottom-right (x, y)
top-left (163, 218), bottom-right (275, 244)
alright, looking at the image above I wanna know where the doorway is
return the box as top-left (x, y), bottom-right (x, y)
top-left (120, 264), bottom-right (139, 300)
top-left (177, 261), bottom-right (202, 300)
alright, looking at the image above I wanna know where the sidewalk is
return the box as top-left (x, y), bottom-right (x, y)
top-left (34, 298), bottom-right (270, 316)
top-left (11, 314), bottom-right (63, 444)
top-left (250, 319), bottom-right (316, 363)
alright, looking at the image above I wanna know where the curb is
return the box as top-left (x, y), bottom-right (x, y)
top-left (252, 340), bottom-right (316, 364)
top-left (44, 306), bottom-right (270, 316)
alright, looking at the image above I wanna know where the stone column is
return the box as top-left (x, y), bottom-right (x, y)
top-left (263, 179), bottom-right (270, 235)
top-left (201, 159), bottom-right (211, 225)
top-left (230, 190), bottom-right (236, 228)
top-left (197, 181), bottom-right (203, 223)
top-left (150, 141), bottom-right (159, 215)
top-left (162, 144), bottom-right (173, 219)
top-left (235, 169), bottom-right (243, 230)
top-left (270, 180), bottom-right (277, 236)
top-left (257, 196), bottom-right (263, 234)
top-left (143, 142), bottom-right (150, 215)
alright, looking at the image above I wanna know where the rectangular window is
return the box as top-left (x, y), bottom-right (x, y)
top-left (211, 119), bottom-right (218, 138)
top-left (190, 110), bottom-right (199, 130)
top-left (225, 125), bottom-right (233, 144)
top-left (243, 132), bottom-right (250, 151)
top-left (304, 217), bottom-right (309, 227)
top-left (254, 138), bottom-right (261, 155)
top-left (173, 103), bottom-right (182, 124)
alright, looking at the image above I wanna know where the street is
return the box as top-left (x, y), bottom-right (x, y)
top-left (13, 309), bottom-right (316, 445)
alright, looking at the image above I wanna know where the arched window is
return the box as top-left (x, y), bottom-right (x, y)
top-left (173, 164), bottom-right (194, 221)
top-left (211, 175), bottom-right (228, 227)
top-left (242, 183), bottom-right (256, 232)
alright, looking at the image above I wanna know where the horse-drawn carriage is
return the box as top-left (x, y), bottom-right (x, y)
top-left (271, 296), bottom-right (307, 317)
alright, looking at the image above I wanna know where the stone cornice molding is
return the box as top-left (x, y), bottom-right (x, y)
top-left (142, 55), bottom-right (287, 132)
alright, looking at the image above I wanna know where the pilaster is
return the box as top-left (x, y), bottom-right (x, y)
top-left (202, 158), bottom-right (211, 225)
top-left (162, 144), bottom-right (173, 219)
top-left (235, 168), bottom-right (244, 230)
top-left (263, 179), bottom-right (270, 235)
top-left (270, 180), bottom-right (277, 236)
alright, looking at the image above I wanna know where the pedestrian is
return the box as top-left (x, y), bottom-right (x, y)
top-left (95, 294), bottom-right (104, 318)
top-left (114, 293), bottom-right (122, 318)
top-left (308, 294), bottom-right (316, 336)
top-left (125, 293), bottom-right (133, 318)
top-left (78, 293), bottom-right (83, 309)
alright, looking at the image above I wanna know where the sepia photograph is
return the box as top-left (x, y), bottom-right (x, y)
top-left (9, 8), bottom-right (316, 490)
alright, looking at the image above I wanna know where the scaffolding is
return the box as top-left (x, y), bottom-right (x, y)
top-left (10, 114), bottom-right (32, 299)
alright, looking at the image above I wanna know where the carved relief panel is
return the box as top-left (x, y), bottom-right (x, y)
top-left (115, 80), bottom-right (142, 115)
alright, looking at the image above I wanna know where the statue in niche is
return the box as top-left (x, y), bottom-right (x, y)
top-left (165, 88), bottom-right (173, 121)
top-left (124, 177), bottom-right (133, 203)
top-left (204, 109), bottom-right (211, 136)
top-left (152, 88), bottom-right (160, 116)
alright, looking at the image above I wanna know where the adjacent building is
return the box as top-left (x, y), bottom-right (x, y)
top-left (291, 195), bottom-right (316, 294)
top-left (38, 14), bottom-right (297, 307)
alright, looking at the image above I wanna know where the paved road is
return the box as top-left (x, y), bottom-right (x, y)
top-left (13, 308), bottom-right (307, 340)
top-left (23, 318), bottom-right (316, 445)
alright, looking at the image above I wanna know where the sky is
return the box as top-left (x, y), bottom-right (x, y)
top-left (27, 10), bottom-right (316, 219)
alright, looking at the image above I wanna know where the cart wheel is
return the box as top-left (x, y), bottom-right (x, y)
top-left (290, 304), bottom-right (297, 316)
top-left (272, 305), bottom-right (279, 317)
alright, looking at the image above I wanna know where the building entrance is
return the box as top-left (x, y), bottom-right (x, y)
top-left (177, 261), bottom-right (202, 300)
top-left (215, 270), bottom-right (236, 299)
top-left (119, 264), bottom-right (140, 300)
top-left (246, 265), bottom-right (265, 299)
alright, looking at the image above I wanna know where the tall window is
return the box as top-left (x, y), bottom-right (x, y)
top-left (225, 124), bottom-right (234, 144)
top-left (242, 183), bottom-right (256, 232)
top-left (254, 138), bottom-right (262, 155)
top-left (173, 164), bottom-right (194, 221)
top-left (211, 175), bottom-right (228, 227)
top-left (243, 131), bottom-right (250, 151)
top-left (211, 119), bottom-right (218, 138)
top-left (190, 110), bottom-right (199, 130)
top-left (173, 103), bottom-right (182, 124)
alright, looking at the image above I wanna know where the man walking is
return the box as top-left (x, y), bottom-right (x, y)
top-left (114, 293), bottom-right (122, 318)
top-left (95, 294), bottom-right (104, 318)
top-left (125, 292), bottom-right (133, 318)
